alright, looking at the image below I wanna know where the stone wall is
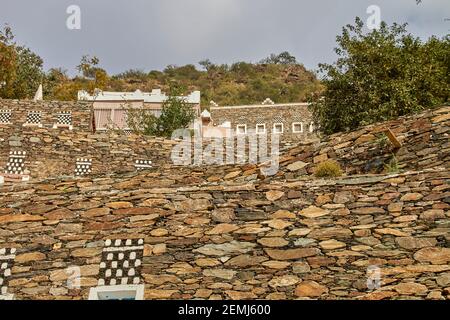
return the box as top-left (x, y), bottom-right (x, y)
top-left (0, 99), bottom-right (177, 181)
top-left (220, 106), bottom-right (450, 183)
top-left (0, 167), bottom-right (448, 300)
top-left (0, 99), bottom-right (93, 134)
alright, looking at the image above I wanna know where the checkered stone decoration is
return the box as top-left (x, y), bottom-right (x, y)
top-left (0, 248), bottom-right (16, 297)
top-left (4, 151), bottom-right (26, 175)
top-left (134, 160), bottom-right (152, 171)
top-left (75, 158), bottom-right (92, 176)
top-left (56, 112), bottom-right (72, 126)
top-left (273, 115), bottom-right (285, 124)
top-left (123, 129), bottom-right (133, 135)
top-left (25, 111), bottom-right (42, 125)
top-left (0, 110), bottom-right (12, 124)
top-left (98, 239), bottom-right (144, 286)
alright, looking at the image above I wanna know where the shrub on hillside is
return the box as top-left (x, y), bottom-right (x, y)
top-left (309, 18), bottom-right (449, 135)
top-left (314, 160), bottom-right (343, 178)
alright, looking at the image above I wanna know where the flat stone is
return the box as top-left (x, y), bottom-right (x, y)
top-left (257, 237), bottom-right (289, 247)
top-left (396, 237), bottom-right (437, 250)
top-left (225, 291), bottom-right (257, 300)
top-left (295, 281), bottom-right (328, 297)
top-left (15, 252), bottom-right (46, 263)
top-left (266, 190), bottom-right (285, 201)
top-left (394, 282), bottom-right (428, 295)
top-left (106, 202), bottom-right (133, 209)
top-left (299, 206), bottom-right (329, 218)
top-left (287, 161), bottom-right (308, 172)
top-left (414, 247), bottom-right (450, 264)
top-left (262, 261), bottom-right (291, 269)
top-left (319, 239), bottom-right (346, 250)
top-left (194, 258), bottom-right (221, 267)
top-left (375, 228), bottom-right (410, 237)
top-left (269, 275), bottom-right (299, 288)
top-left (203, 269), bottom-right (236, 280)
top-left (400, 193), bottom-right (424, 201)
top-left (206, 224), bottom-right (239, 235)
top-left (308, 227), bottom-right (353, 240)
top-left (193, 241), bottom-right (256, 256)
top-left (265, 219), bottom-right (292, 229)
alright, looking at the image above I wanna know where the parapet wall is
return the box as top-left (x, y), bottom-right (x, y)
top-left (0, 168), bottom-right (448, 300)
top-left (0, 99), bottom-right (178, 180)
top-left (0, 99), bottom-right (93, 133)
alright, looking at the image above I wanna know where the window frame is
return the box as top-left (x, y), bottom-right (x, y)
top-left (236, 124), bottom-right (247, 135)
top-left (272, 123), bottom-right (284, 134)
top-left (292, 122), bottom-right (303, 133)
top-left (88, 284), bottom-right (145, 301)
top-left (255, 123), bottom-right (266, 134)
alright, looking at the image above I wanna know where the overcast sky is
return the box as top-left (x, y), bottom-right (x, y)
top-left (1, 0), bottom-right (449, 75)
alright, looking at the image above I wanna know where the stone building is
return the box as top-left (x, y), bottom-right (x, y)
top-left (201, 100), bottom-right (316, 139)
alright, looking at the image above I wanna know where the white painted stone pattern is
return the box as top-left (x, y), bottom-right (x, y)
top-left (0, 110), bottom-right (12, 124)
top-left (0, 248), bottom-right (16, 296)
top-left (98, 239), bottom-right (144, 286)
top-left (75, 158), bottom-right (92, 176)
top-left (4, 151), bottom-right (26, 175)
top-left (56, 112), bottom-right (72, 126)
top-left (26, 111), bottom-right (42, 125)
top-left (134, 160), bottom-right (152, 170)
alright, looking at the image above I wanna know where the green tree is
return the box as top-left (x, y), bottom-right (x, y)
top-left (309, 18), bottom-right (449, 134)
top-left (259, 51), bottom-right (298, 65)
top-left (127, 85), bottom-right (196, 138)
top-left (0, 25), bottom-right (17, 98)
top-left (11, 46), bottom-right (44, 99)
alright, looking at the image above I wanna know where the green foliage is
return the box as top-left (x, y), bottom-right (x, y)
top-left (309, 18), bottom-right (449, 135)
top-left (314, 160), bottom-right (343, 178)
top-left (103, 52), bottom-right (322, 106)
top-left (126, 85), bottom-right (196, 138)
top-left (259, 51), bottom-right (298, 65)
top-left (0, 24), bottom-right (44, 99)
top-left (375, 133), bottom-right (389, 149)
top-left (384, 154), bottom-right (400, 173)
top-left (11, 46), bottom-right (44, 99)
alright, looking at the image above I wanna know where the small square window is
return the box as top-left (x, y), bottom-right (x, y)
top-left (256, 124), bottom-right (266, 134)
top-left (292, 122), bottom-right (303, 133)
top-left (54, 112), bottom-right (73, 130)
top-left (273, 123), bottom-right (284, 134)
top-left (24, 111), bottom-right (42, 127)
top-left (88, 284), bottom-right (145, 300)
top-left (0, 110), bottom-right (12, 124)
top-left (236, 124), bottom-right (247, 135)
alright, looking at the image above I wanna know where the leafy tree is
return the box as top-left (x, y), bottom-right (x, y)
top-left (260, 51), bottom-right (298, 65)
top-left (127, 85), bottom-right (196, 137)
top-left (77, 55), bottom-right (100, 78)
top-left (0, 25), bottom-right (44, 99)
top-left (11, 46), bottom-right (44, 99)
top-left (309, 18), bottom-right (449, 134)
top-left (0, 25), bottom-right (17, 98)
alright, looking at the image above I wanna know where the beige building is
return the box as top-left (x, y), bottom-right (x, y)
top-left (78, 89), bottom-right (201, 132)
